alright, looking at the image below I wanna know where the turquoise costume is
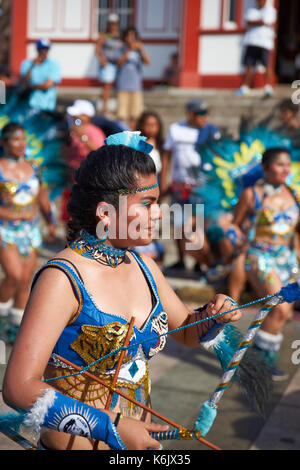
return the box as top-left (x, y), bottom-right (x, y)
top-left (0, 164), bottom-right (42, 256)
top-left (32, 252), bottom-right (168, 418)
top-left (246, 185), bottom-right (300, 284)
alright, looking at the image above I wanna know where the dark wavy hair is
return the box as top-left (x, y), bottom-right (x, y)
top-left (67, 144), bottom-right (156, 241)
top-left (262, 147), bottom-right (290, 169)
top-left (136, 111), bottom-right (164, 154)
top-left (1, 122), bottom-right (25, 141)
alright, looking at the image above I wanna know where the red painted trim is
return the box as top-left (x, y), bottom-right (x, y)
top-left (59, 74), bottom-right (275, 90)
top-left (60, 78), bottom-right (100, 87)
top-left (178, 0), bottom-right (201, 88)
top-left (201, 72), bottom-right (278, 89)
top-left (201, 74), bottom-right (245, 89)
top-left (10, 0), bottom-right (28, 76)
top-left (59, 77), bottom-right (158, 89)
top-left (236, 0), bottom-right (244, 29)
top-left (142, 38), bottom-right (179, 44)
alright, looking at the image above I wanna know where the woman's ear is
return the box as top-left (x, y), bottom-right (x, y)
top-left (96, 202), bottom-right (110, 225)
top-left (95, 201), bottom-right (118, 241)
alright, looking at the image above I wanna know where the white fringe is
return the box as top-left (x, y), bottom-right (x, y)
top-left (24, 389), bottom-right (56, 433)
top-left (254, 330), bottom-right (283, 353)
top-left (200, 323), bottom-right (225, 350)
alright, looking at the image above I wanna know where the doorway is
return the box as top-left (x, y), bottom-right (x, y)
top-left (276, 0), bottom-right (300, 83)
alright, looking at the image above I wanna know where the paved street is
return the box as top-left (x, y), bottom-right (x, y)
top-left (0, 236), bottom-right (300, 451)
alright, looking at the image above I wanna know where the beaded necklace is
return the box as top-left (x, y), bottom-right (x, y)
top-left (69, 230), bottom-right (128, 268)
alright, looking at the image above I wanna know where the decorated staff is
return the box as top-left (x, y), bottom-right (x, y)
top-left (151, 281), bottom-right (300, 442)
top-left (2, 279), bottom-right (300, 449)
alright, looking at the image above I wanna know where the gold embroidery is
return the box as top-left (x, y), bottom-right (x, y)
top-left (71, 322), bottom-right (133, 373)
top-left (0, 181), bottom-right (19, 194)
top-left (48, 363), bottom-right (150, 414)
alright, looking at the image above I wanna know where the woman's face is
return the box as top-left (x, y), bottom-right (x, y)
top-left (143, 116), bottom-right (160, 139)
top-left (108, 21), bottom-right (119, 35)
top-left (264, 152), bottom-right (291, 185)
top-left (2, 130), bottom-right (27, 158)
top-left (101, 173), bottom-right (161, 248)
top-left (125, 30), bottom-right (137, 44)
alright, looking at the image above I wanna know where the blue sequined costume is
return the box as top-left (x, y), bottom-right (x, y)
top-left (246, 185), bottom-right (300, 284)
top-left (0, 164), bottom-right (42, 256)
top-left (32, 252), bottom-right (168, 419)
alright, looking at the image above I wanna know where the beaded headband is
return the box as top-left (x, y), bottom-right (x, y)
top-left (118, 182), bottom-right (158, 196)
top-left (104, 131), bottom-right (158, 196)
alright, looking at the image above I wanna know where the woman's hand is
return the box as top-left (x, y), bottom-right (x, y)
top-left (206, 294), bottom-right (242, 324)
top-left (116, 416), bottom-right (169, 450)
top-left (70, 123), bottom-right (86, 138)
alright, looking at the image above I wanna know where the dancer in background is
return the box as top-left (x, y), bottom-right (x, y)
top-left (0, 122), bottom-right (56, 337)
top-left (234, 147), bottom-right (299, 380)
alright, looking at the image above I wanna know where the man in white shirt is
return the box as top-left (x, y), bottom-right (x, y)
top-left (236, 0), bottom-right (277, 97)
top-left (160, 99), bottom-right (221, 269)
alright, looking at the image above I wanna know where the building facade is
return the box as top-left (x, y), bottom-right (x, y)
top-left (10, 0), bottom-right (285, 89)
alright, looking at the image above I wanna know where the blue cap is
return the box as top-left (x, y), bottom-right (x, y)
top-left (187, 98), bottom-right (208, 115)
top-left (36, 38), bottom-right (51, 50)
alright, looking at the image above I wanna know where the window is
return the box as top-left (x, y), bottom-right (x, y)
top-left (223, 0), bottom-right (238, 29)
top-left (97, 0), bottom-right (135, 33)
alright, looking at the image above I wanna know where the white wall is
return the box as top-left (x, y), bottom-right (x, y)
top-left (199, 34), bottom-right (244, 75)
top-left (142, 45), bottom-right (178, 79)
top-left (28, 0), bottom-right (92, 39)
top-left (26, 0), bottom-right (180, 81)
top-left (136, 0), bottom-right (182, 39)
top-left (27, 39), bottom-right (176, 81)
top-left (27, 43), bottom-right (98, 78)
top-left (201, 0), bottom-right (222, 29)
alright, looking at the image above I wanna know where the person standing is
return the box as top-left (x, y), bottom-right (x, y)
top-left (19, 39), bottom-right (61, 112)
top-left (0, 123), bottom-right (56, 338)
top-left (65, 99), bottom-right (106, 171)
top-left (136, 111), bottom-right (164, 175)
top-left (236, 0), bottom-right (277, 97)
top-left (160, 99), bottom-right (221, 269)
top-left (96, 13), bottom-right (123, 117)
top-left (116, 27), bottom-right (150, 130)
top-left (61, 100), bottom-right (106, 231)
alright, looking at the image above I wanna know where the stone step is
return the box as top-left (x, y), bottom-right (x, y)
top-left (56, 85), bottom-right (294, 138)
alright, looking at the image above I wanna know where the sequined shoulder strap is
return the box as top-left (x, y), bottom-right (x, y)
top-left (129, 249), bottom-right (160, 300)
top-left (287, 185), bottom-right (300, 208)
top-left (252, 187), bottom-right (262, 211)
top-left (31, 258), bottom-right (85, 324)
